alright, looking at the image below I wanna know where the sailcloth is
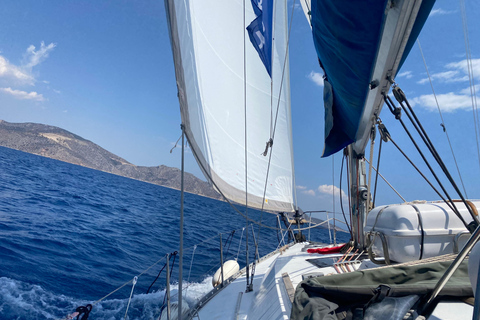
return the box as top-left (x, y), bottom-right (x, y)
top-left (310, 0), bottom-right (436, 157)
top-left (165, 0), bottom-right (295, 212)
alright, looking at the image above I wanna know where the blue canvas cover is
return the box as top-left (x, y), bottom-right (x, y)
top-left (291, 260), bottom-right (472, 320)
top-left (311, 0), bottom-right (435, 157)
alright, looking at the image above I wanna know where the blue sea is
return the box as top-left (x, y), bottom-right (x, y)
top-left (0, 146), bottom-right (349, 319)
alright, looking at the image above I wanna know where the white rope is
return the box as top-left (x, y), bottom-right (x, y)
top-left (366, 128), bottom-right (375, 212)
top-left (169, 133), bottom-right (182, 153)
top-left (56, 311), bottom-right (80, 320)
top-left (184, 244), bottom-right (197, 297)
top-left (364, 159), bottom-right (406, 202)
top-left (236, 227), bottom-right (245, 261)
top-left (279, 216), bottom-right (286, 246)
top-left (187, 245), bottom-right (197, 283)
top-left (326, 212), bottom-right (332, 244)
top-left (92, 254), bottom-right (167, 306)
top-left (124, 276), bottom-right (138, 320)
top-left (276, 219), bottom-right (294, 250)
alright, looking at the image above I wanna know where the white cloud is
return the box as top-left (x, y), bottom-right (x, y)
top-left (0, 56), bottom-right (34, 85)
top-left (397, 71), bottom-right (413, 79)
top-left (0, 42), bottom-right (55, 88)
top-left (447, 59), bottom-right (480, 78)
top-left (410, 92), bottom-right (473, 112)
top-left (0, 87), bottom-right (45, 101)
top-left (417, 78), bottom-right (429, 85)
top-left (430, 8), bottom-right (456, 16)
top-left (411, 59), bottom-right (480, 112)
top-left (317, 184), bottom-right (347, 199)
top-left (459, 84), bottom-right (480, 95)
top-left (302, 189), bottom-right (316, 196)
top-left (436, 70), bottom-right (468, 82)
top-left (297, 185), bottom-right (316, 196)
top-left (23, 42), bottom-right (56, 69)
top-left (307, 71), bottom-right (324, 87)
top-left (417, 70), bottom-right (468, 84)
top-left (416, 58), bottom-right (479, 88)
top-left (53, 89), bottom-right (61, 94)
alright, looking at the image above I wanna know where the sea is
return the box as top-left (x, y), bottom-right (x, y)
top-left (0, 146), bottom-right (349, 319)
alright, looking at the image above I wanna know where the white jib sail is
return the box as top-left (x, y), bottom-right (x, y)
top-left (166, 0), bottom-right (294, 212)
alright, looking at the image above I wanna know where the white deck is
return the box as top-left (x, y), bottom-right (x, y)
top-left (193, 242), bottom-right (473, 320)
top-left (195, 243), bottom-right (349, 319)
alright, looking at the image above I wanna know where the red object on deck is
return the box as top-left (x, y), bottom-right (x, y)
top-left (307, 244), bottom-right (346, 254)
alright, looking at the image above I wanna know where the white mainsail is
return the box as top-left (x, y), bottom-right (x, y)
top-left (166, 0), bottom-right (294, 212)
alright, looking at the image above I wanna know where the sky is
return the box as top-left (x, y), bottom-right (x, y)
top-left (0, 1), bottom-right (479, 223)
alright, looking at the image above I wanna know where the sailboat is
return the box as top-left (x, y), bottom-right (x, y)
top-left (164, 0), bottom-right (479, 319)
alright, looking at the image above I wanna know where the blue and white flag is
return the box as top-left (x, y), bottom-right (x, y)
top-left (247, 0), bottom-right (273, 77)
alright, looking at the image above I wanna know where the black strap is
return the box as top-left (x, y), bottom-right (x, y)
top-left (363, 284), bottom-right (391, 315)
top-left (76, 304), bottom-right (92, 320)
top-left (411, 205), bottom-right (425, 260)
top-left (262, 138), bottom-right (273, 156)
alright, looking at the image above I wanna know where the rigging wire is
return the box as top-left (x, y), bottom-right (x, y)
top-left (258, 0), bottom-right (298, 217)
top-left (366, 124), bottom-right (376, 212)
top-left (242, 0), bottom-right (252, 293)
top-left (332, 155), bottom-right (336, 245)
top-left (459, 0), bottom-right (480, 174)
top-left (364, 158), bottom-right (406, 203)
top-left (75, 229), bottom-right (237, 320)
top-left (276, 219), bottom-right (295, 250)
top-left (383, 96), bottom-right (471, 228)
top-left (187, 245), bottom-right (197, 283)
top-left (391, 88), bottom-right (478, 226)
top-left (372, 126), bottom-right (383, 208)
top-left (92, 254), bottom-right (166, 306)
top-left (146, 256), bottom-right (168, 294)
top-left (253, 0), bottom-right (299, 288)
top-left (345, 149), bottom-right (352, 228)
top-left (416, 39), bottom-right (468, 197)
top-left (223, 230), bottom-right (236, 259)
top-left (339, 154), bottom-right (352, 235)
top-left (269, 0), bottom-right (277, 139)
top-left (236, 227), bottom-right (245, 261)
top-left (161, 253), bottom-right (178, 309)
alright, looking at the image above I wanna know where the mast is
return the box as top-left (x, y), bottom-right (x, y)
top-left (347, 145), bottom-right (368, 249)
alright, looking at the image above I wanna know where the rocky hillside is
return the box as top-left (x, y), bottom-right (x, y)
top-left (0, 120), bottom-right (221, 199)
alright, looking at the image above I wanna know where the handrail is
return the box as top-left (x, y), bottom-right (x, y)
top-left (64, 215), bottom-right (344, 320)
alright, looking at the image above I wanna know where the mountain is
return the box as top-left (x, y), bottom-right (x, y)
top-left (0, 120), bottom-right (222, 200)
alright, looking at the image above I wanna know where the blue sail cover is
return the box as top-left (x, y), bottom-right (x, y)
top-left (311, 0), bottom-right (435, 157)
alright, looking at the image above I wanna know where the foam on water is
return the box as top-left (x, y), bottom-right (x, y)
top-left (0, 276), bottom-right (215, 319)
top-left (0, 277), bottom-right (80, 319)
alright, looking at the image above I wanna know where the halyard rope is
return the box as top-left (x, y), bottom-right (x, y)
top-left (124, 276), bottom-right (137, 320)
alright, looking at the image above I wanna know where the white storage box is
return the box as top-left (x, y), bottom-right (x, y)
top-left (365, 201), bottom-right (478, 263)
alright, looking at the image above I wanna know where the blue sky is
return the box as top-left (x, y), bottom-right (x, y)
top-left (0, 1), bottom-right (479, 221)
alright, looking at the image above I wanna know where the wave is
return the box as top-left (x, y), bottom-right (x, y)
top-left (0, 276), bottom-right (214, 320)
